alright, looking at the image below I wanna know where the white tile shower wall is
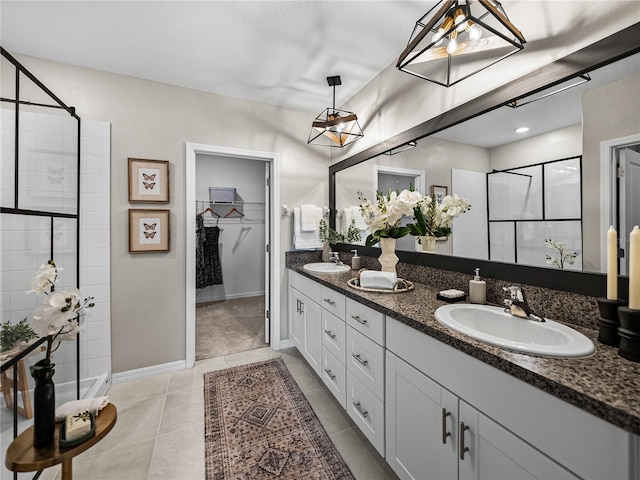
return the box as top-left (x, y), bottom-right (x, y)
top-left (488, 166), bottom-right (543, 221)
top-left (452, 169), bottom-right (488, 260)
top-left (516, 221), bottom-right (583, 271)
top-left (544, 158), bottom-right (581, 220)
top-left (0, 113), bottom-right (111, 389)
top-left (489, 222), bottom-right (516, 263)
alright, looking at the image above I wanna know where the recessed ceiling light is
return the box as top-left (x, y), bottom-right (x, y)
top-left (514, 127), bottom-right (529, 133)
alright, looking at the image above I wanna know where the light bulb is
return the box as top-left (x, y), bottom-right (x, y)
top-left (447, 38), bottom-right (459, 55)
top-left (432, 29), bottom-right (445, 46)
top-left (454, 8), bottom-right (466, 26)
top-left (468, 24), bottom-right (482, 41)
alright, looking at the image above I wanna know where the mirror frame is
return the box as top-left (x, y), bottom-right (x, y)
top-left (329, 23), bottom-right (640, 298)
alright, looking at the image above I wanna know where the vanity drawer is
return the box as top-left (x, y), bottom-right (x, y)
top-left (322, 310), bottom-right (346, 363)
top-left (347, 372), bottom-right (385, 456)
top-left (321, 346), bottom-right (346, 409)
top-left (346, 298), bottom-right (385, 346)
top-left (321, 286), bottom-right (346, 320)
top-left (289, 270), bottom-right (321, 304)
top-left (346, 326), bottom-right (385, 400)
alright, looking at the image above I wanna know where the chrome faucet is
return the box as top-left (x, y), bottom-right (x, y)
top-left (330, 252), bottom-right (345, 266)
top-left (502, 286), bottom-right (545, 322)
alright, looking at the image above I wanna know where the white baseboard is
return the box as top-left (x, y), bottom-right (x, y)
top-left (276, 338), bottom-right (295, 350)
top-left (196, 290), bottom-right (265, 304)
top-left (112, 360), bottom-right (186, 384)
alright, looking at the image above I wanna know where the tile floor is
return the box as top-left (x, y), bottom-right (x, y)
top-left (34, 347), bottom-right (398, 480)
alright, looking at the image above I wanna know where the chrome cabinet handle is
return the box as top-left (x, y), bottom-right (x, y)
top-left (351, 315), bottom-right (367, 325)
top-left (442, 408), bottom-right (451, 444)
top-left (459, 421), bottom-right (470, 461)
top-left (353, 401), bottom-right (368, 418)
top-left (323, 298), bottom-right (336, 306)
top-left (296, 299), bottom-right (300, 314)
top-left (299, 301), bottom-right (304, 314)
top-left (352, 353), bottom-right (368, 367)
top-left (324, 329), bottom-right (336, 339)
top-left (324, 368), bottom-right (336, 380)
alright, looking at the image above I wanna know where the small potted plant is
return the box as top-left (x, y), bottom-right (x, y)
top-left (1, 319), bottom-right (38, 353)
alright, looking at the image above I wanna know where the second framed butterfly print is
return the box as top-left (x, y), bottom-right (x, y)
top-left (128, 158), bottom-right (170, 203)
top-left (129, 209), bottom-right (170, 252)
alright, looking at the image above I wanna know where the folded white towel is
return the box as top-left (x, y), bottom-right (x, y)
top-left (359, 270), bottom-right (398, 290)
top-left (300, 204), bottom-right (321, 232)
top-left (55, 396), bottom-right (110, 422)
top-left (293, 207), bottom-right (322, 250)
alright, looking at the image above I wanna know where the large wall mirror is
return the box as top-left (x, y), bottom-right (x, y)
top-left (329, 23), bottom-right (640, 296)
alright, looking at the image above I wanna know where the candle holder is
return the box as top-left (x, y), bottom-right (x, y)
top-left (596, 298), bottom-right (626, 347)
top-left (618, 307), bottom-right (640, 363)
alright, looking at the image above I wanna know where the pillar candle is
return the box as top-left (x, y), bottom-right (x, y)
top-left (607, 226), bottom-right (618, 300)
top-left (630, 225), bottom-right (640, 310)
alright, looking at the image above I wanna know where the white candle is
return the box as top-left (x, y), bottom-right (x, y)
top-left (607, 226), bottom-right (618, 300)
top-left (630, 225), bottom-right (640, 310)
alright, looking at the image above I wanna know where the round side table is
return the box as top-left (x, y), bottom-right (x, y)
top-left (5, 403), bottom-right (117, 480)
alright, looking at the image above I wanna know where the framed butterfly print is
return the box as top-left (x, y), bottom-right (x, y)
top-left (129, 209), bottom-right (170, 253)
top-left (128, 158), bottom-right (170, 203)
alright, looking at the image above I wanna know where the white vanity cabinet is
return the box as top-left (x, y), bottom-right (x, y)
top-left (386, 316), bottom-right (637, 480)
top-left (288, 271), bottom-right (323, 375)
top-left (386, 351), bottom-right (580, 480)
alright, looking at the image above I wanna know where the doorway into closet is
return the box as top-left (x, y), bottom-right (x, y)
top-left (185, 143), bottom-right (281, 368)
top-left (194, 153), bottom-right (269, 360)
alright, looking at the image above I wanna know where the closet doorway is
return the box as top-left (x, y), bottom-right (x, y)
top-left (185, 144), bottom-right (280, 368)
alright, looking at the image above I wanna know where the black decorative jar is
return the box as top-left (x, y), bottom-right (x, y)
top-left (29, 358), bottom-right (56, 447)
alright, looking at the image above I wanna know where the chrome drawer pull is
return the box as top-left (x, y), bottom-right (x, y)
top-left (351, 315), bottom-right (367, 325)
top-left (324, 368), bottom-right (336, 380)
top-left (353, 401), bottom-right (368, 418)
top-left (441, 408), bottom-right (451, 444)
top-left (323, 298), bottom-right (336, 306)
top-left (324, 329), bottom-right (336, 339)
top-left (459, 421), bottom-right (470, 461)
top-left (352, 353), bottom-right (368, 367)
top-left (296, 299), bottom-right (301, 314)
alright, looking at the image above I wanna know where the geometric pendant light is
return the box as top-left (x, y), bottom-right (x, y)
top-left (308, 75), bottom-right (364, 147)
top-left (397, 0), bottom-right (526, 87)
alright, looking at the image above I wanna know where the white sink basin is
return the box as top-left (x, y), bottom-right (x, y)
top-left (303, 262), bottom-right (351, 273)
top-left (435, 304), bottom-right (595, 358)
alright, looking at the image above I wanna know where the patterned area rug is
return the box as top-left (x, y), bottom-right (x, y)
top-left (204, 358), bottom-right (355, 479)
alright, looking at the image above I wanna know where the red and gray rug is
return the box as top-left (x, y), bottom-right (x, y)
top-left (204, 357), bottom-right (355, 479)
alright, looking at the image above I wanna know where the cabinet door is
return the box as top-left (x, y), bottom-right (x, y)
top-left (289, 286), bottom-right (304, 351)
top-left (301, 293), bottom-right (322, 375)
top-left (458, 401), bottom-right (579, 480)
top-left (386, 351), bottom-right (457, 480)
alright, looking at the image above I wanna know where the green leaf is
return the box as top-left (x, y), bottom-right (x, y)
top-left (365, 234), bottom-right (379, 247)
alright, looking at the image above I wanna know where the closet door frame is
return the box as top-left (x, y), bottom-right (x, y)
top-left (185, 142), bottom-right (281, 368)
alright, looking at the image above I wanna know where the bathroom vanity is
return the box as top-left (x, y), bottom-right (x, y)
top-left (287, 261), bottom-right (640, 480)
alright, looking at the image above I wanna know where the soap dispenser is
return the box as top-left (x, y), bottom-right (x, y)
top-left (469, 268), bottom-right (486, 304)
top-left (351, 249), bottom-right (361, 270)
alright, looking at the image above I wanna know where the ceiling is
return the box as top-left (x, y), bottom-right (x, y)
top-left (0, 0), bottom-right (430, 113)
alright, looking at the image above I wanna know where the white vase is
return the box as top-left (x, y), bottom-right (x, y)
top-left (420, 235), bottom-right (436, 254)
top-left (378, 237), bottom-right (399, 274)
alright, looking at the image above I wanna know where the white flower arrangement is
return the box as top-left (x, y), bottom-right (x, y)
top-left (545, 239), bottom-right (579, 269)
top-left (358, 188), bottom-right (423, 246)
top-left (408, 194), bottom-right (471, 238)
top-left (27, 260), bottom-right (94, 355)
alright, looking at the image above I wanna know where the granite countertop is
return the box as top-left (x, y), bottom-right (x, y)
top-left (287, 263), bottom-right (640, 436)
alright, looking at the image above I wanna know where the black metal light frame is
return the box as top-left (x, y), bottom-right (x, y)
top-left (397, 0), bottom-right (526, 87)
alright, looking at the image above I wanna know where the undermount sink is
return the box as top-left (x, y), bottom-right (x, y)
top-left (303, 262), bottom-right (351, 273)
top-left (435, 304), bottom-right (595, 358)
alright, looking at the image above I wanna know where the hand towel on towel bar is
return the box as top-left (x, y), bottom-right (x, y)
top-left (293, 207), bottom-right (322, 249)
top-left (300, 204), bottom-right (322, 232)
top-left (359, 270), bottom-right (398, 290)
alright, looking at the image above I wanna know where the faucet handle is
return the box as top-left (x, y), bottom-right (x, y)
top-left (503, 285), bottom-right (525, 303)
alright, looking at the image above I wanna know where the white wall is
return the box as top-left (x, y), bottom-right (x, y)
top-left (10, 54), bottom-right (328, 373)
top-left (195, 153), bottom-right (265, 302)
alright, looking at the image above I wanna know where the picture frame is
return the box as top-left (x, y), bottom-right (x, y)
top-left (431, 185), bottom-right (448, 204)
top-left (129, 209), bottom-right (170, 253)
top-left (128, 158), bottom-right (170, 203)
